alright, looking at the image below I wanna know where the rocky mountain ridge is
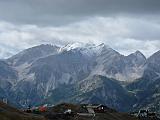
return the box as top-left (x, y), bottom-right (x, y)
top-left (0, 43), bottom-right (159, 112)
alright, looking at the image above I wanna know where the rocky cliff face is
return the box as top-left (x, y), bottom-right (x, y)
top-left (7, 44), bottom-right (60, 66)
top-left (92, 47), bottom-right (146, 81)
top-left (0, 60), bottom-right (17, 103)
top-left (75, 75), bottom-right (136, 111)
top-left (0, 60), bottom-right (17, 80)
top-left (127, 50), bottom-right (160, 112)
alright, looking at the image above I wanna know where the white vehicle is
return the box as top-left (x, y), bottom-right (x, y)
top-left (64, 109), bottom-right (72, 114)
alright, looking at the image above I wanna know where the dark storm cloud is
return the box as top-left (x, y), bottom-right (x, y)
top-left (0, 0), bottom-right (160, 25)
top-left (0, 0), bottom-right (160, 58)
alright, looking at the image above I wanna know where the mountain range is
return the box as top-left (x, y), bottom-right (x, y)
top-left (0, 43), bottom-right (159, 112)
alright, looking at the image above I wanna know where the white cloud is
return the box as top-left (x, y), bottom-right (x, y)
top-left (0, 16), bottom-right (160, 58)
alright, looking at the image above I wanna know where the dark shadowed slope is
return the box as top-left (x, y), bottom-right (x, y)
top-left (0, 101), bottom-right (46, 120)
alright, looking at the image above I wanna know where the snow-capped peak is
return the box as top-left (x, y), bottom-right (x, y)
top-left (59, 42), bottom-right (110, 57)
top-left (60, 42), bottom-right (86, 51)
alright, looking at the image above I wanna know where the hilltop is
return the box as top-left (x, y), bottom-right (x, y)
top-left (31, 103), bottom-right (138, 120)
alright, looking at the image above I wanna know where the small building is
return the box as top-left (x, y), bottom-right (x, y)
top-left (86, 104), bottom-right (109, 113)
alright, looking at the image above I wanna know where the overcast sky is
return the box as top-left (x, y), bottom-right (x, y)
top-left (0, 0), bottom-right (160, 58)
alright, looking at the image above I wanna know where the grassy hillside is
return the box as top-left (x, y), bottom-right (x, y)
top-left (0, 101), bottom-right (46, 120)
top-left (0, 102), bottom-right (138, 120)
top-left (45, 103), bottom-right (138, 120)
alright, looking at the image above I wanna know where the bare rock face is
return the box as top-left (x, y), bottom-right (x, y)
top-left (0, 60), bottom-right (17, 79)
top-left (0, 60), bottom-right (17, 102)
top-left (127, 50), bottom-right (160, 112)
top-left (93, 47), bottom-right (146, 81)
top-left (7, 44), bottom-right (60, 66)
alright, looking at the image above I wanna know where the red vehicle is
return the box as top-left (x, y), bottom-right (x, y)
top-left (39, 106), bottom-right (47, 112)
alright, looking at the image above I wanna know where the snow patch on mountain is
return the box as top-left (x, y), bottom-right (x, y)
top-left (59, 42), bottom-right (111, 58)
